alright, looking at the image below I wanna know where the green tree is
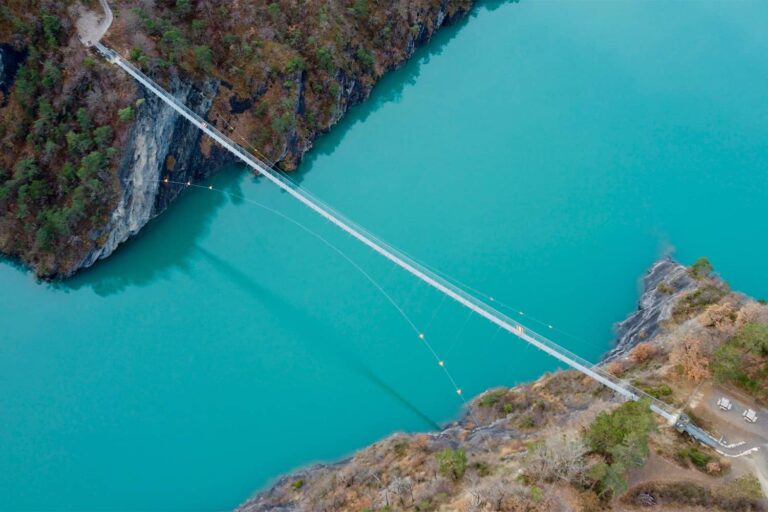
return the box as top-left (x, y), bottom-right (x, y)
top-left (356, 47), bottom-right (374, 69)
top-left (193, 45), bottom-right (213, 71)
top-left (586, 400), bottom-right (655, 455)
top-left (711, 343), bottom-right (743, 382)
top-left (175, 0), bottom-right (192, 17)
top-left (436, 448), bottom-right (467, 481)
top-left (41, 14), bottom-right (61, 46)
top-left (588, 462), bottom-right (628, 498)
top-left (66, 130), bottom-right (93, 156)
top-left (93, 126), bottom-right (113, 148)
top-left (129, 48), bottom-right (150, 68)
top-left (267, 3), bottom-right (281, 22)
top-left (352, 0), bottom-right (369, 18)
top-left (77, 151), bottom-right (105, 181)
top-left (42, 60), bottom-right (61, 90)
top-left (316, 46), bottom-right (334, 72)
top-left (161, 28), bottom-right (187, 59)
top-left (733, 322), bottom-right (768, 356)
top-left (76, 108), bottom-right (91, 132)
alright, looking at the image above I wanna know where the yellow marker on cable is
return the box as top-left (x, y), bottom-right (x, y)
top-left (438, 361), bottom-right (444, 367)
top-left (456, 389), bottom-right (462, 396)
top-left (418, 333), bottom-right (425, 340)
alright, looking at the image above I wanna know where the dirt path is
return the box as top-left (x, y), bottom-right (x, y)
top-left (627, 452), bottom-right (713, 488)
top-left (77, 0), bottom-right (113, 46)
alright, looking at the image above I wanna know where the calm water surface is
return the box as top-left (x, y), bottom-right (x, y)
top-left (2, 1), bottom-right (767, 509)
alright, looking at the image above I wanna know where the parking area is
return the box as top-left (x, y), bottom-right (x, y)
top-left (692, 384), bottom-right (768, 442)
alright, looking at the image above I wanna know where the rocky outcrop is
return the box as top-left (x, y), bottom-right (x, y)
top-left (603, 258), bottom-right (697, 361)
top-left (75, 75), bottom-right (227, 271)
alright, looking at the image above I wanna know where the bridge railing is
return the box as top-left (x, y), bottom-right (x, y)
top-left (96, 41), bottom-right (678, 423)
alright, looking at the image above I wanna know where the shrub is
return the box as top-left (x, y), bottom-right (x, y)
top-left (118, 106), bottom-right (135, 122)
top-left (479, 389), bottom-right (507, 408)
top-left (285, 56), bottom-right (305, 74)
top-left (689, 257), bottom-right (713, 280)
top-left (676, 447), bottom-right (712, 469)
top-left (672, 285), bottom-right (727, 322)
top-left (719, 474), bottom-right (763, 505)
top-left (392, 439), bottom-right (408, 457)
top-left (630, 343), bottom-right (655, 363)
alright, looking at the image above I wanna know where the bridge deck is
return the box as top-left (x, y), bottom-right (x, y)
top-left (94, 41), bottom-right (678, 425)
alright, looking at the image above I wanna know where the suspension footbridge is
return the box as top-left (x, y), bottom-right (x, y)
top-left (88, 39), bottom-right (768, 461)
top-left (93, 41), bottom-right (679, 422)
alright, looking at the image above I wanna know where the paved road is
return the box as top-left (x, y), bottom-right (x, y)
top-left (689, 384), bottom-right (768, 491)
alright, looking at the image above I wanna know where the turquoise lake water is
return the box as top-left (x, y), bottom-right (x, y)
top-left (2, 0), bottom-right (768, 509)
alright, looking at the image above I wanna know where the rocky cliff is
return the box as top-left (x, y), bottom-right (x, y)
top-left (76, 74), bottom-right (223, 270)
top-left (604, 257), bottom-right (697, 361)
top-left (0, 0), bottom-right (475, 278)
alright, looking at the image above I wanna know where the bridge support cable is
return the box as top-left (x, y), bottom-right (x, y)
top-left (158, 178), bottom-right (469, 404)
top-left (96, 42), bottom-right (677, 425)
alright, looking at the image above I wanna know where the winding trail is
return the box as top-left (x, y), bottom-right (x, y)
top-left (77, 0), bottom-right (113, 46)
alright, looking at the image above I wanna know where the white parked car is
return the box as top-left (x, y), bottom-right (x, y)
top-left (743, 408), bottom-right (758, 423)
top-left (717, 397), bottom-right (733, 411)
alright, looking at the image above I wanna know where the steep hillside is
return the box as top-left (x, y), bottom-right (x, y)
top-left (0, 0), bottom-right (474, 277)
top-left (235, 259), bottom-right (768, 512)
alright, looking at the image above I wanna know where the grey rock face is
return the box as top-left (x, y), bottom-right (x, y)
top-left (76, 75), bottom-right (225, 271)
top-left (603, 258), bottom-right (697, 361)
top-left (73, 0), bottom-right (471, 276)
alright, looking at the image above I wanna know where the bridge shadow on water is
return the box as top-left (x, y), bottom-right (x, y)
top-left (195, 244), bottom-right (442, 430)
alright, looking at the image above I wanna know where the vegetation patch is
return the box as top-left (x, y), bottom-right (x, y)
top-left (585, 400), bottom-right (656, 499)
top-left (711, 321), bottom-right (768, 403)
top-left (672, 284), bottom-right (728, 322)
top-left (625, 475), bottom-right (764, 510)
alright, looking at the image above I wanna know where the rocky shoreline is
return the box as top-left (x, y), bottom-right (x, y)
top-left (233, 257), bottom-right (700, 511)
top-left (603, 257), bottom-right (697, 361)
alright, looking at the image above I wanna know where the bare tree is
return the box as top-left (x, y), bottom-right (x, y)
top-left (388, 476), bottom-right (414, 507)
top-left (670, 335), bottom-right (711, 383)
top-left (526, 432), bottom-right (589, 485)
